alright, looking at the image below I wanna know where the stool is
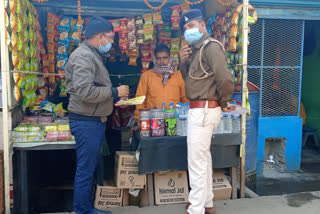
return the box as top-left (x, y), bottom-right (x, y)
top-left (302, 127), bottom-right (320, 149)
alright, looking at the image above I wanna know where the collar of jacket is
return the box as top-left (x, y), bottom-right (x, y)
top-left (82, 41), bottom-right (103, 59)
top-left (193, 32), bottom-right (210, 49)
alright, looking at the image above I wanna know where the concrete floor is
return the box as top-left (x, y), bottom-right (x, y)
top-left (43, 191), bottom-right (320, 214)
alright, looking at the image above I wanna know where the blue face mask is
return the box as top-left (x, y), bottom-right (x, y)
top-left (184, 28), bottom-right (204, 45)
top-left (98, 38), bottom-right (112, 54)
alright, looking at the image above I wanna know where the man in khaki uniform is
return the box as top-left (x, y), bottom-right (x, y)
top-left (179, 9), bottom-right (234, 214)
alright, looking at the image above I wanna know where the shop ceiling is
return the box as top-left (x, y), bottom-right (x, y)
top-left (32, 0), bottom-right (186, 17)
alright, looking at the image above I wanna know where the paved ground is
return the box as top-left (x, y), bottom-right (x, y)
top-left (45, 191), bottom-right (320, 214)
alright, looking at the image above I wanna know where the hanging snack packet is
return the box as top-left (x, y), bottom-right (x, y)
top-left (143, 24), bottom-right (154, 41)
top-left (153, 12), bottom-right (163, 25)
top-left (70, 24), bottom-right (83, 44)
top-left (229, 25), bottom-right (238, 38)
top-left (57, 40), bottom-right (69, 55)
top-left (128, 49), bottom-right (139, 66)
top-left (120, 18), bottom-right (128, 32)
top-left (228, 37), bottom-right (237, 52)
top-left (14, 85), bottom-right (21, 101)
top-left (110, 19), bottom-right (121, 32)
top-left (231, 12), bottom-right (239, 26)
top-left (170, 38), bottom-right (180, 51)
top-left (143, 14), bottom-right (153, 25)
top-left (171, 5), bottom-right (181, 30)
top-left (56, 55), bottom-right (68, 71)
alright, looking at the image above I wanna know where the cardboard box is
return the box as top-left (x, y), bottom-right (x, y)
top-left (115, 151), bottom-right (146, 189)
top-left (212, 170), bottom-right (232, 201)
top-left (94, 181), bottom-right (123, 211)
top-left (154, 171), bottom-right (189, 205)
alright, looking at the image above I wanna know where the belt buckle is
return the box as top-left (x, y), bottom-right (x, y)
top-left (100, 117), bottom-right (107, 123)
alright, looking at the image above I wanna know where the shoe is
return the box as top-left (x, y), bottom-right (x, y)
top-left (205, 206), bottom-right (216, 214)
top-left (185, 204), bottom-right (216, 214)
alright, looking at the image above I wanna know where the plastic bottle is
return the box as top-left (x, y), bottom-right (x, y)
top-left (179, 104), bottom-right (188, 136)
top-left (139, 109), bottom-right (151, 137)
top-left (176, 103), bottom-right (182, 136)
top-left (151, 108), bottom-right (165, 137)
top-left (165, 103), bottom-right (177, 136)
top-left (232, 114), bottom-right (241, 133)
top-left (162, 102), bottom-right (166, 112)
top-left (224, 113), bottom-right (233, 134)
top-left (215, 114), bottom-right (224, 134)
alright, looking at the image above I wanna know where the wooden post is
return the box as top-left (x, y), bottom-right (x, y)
top-left (240, 0), bottom-right (250, 199)
top-left (230, 166), bottom-right (238, 199)
top-left (1, 1), bottom-right (12, 213)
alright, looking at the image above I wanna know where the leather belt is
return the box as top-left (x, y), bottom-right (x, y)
top-left (190, 100), bottom-right (220, 109)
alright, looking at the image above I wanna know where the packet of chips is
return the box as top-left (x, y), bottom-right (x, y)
top-left (110, 19), bottom-right (121, 32)
top-left (120, 18), bottom-right (128, 32)
top-left (171, 5), bottom-right (181, 30)
top-left (56, 55), bottom-right (68, 70)
top-left (143, 24), bottom-right (154, 41)
top-left (128, 49), bottom-right (139, 66)
top-left (57, 40), bottom-right (69, 55)
top-left (170, 38), bottom-right (180, 51)
top-left (229, 25), bottom-right (238, 38)
top-left (143, 14), bottom-right (152, 25)
top-left (153, 12), bottom-right (163, 25)
top-left (70, 24), bottom-right (83, 44)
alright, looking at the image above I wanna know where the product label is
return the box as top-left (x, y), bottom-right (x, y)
top-left (165, 118), bottom-right (176, 136)
top-left (140, 119), bottom-right (150, 131)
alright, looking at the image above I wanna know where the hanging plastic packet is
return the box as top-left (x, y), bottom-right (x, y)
top-left (70, 24), bottom-right (83, 44)
top-left (57, 40), bottom-right (69, 55)
top-left (120, 18), bottom-right (128, 32)
top-left (128, 49), bottom-right (139, 66)
top-left (229, 25), bottom-right (238, 38)
top-left (56, 54), bottom-right (68, 70)
top-left (170, 38), bottom-right (180, 51)
top-left (143, 24), bottom-right (154, 41)
top-left (153, 11), bottom-right (163, 25)
top-left (143, 14), bottom-right (153, 25)
top-left (171, 5), bottom-right (181, 30)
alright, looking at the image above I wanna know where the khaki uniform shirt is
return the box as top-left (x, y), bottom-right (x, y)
top-left (180, 32), bottom-right (234, 108)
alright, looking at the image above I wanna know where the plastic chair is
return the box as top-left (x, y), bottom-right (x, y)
top-left (302, 127), bottom-right (320, 149)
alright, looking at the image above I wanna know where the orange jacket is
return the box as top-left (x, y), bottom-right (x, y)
top-left (134, 69), bottom-right (189, 122)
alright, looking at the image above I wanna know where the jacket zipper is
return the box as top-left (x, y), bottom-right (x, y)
top-left (92, 103), bottom-right (100, 115)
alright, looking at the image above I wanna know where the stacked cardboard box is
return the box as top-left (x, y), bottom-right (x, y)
top-left (212, 169), bottom-right (232, 201)
top-left (154, 171), bottom-right (189, 205)
top-left (94, 151), bottom-right (146, 210)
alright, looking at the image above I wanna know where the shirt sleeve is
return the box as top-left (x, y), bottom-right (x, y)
top-left (205, 42), bottom-right (234, 108)
top-left (69, 54), bottom-right (114, 104)
top-left (134, 73), bottom-right (148, 122)
top-left (180, 61), bottom-right (189, 80)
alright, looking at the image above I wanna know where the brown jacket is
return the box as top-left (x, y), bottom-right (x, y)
top-left (134, 69), bottom-right (189, 122)
top-left (180, 33), bottom-right (234, 108)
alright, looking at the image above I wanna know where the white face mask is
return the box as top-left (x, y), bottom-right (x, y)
top-left (184, 27), bottom-right (204, 44)
top-left (98, 37), bottom-right (112, 54)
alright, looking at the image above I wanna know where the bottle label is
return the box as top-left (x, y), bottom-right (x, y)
top-left (151, 118), bottom-right (165, 129)
top-left (165, 118), bottom-right (177, 136)
top-left (140, 119), bottom-right (150, 131)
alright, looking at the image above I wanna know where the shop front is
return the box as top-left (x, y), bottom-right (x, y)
top-left (1, 0), bottom-right (255, 213)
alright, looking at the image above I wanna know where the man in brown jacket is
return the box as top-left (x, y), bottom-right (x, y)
top-left (179, 9), bottom-right (234, 214)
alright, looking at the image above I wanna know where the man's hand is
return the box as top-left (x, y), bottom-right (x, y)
top-left (222, 106), bottom-right (236, 112)
top-left (179, 45), bottom-right (192, 64)
top-left (117, 85), bottom-right (129, 97)
top-left (114, 97), bottom-right (128, 108)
